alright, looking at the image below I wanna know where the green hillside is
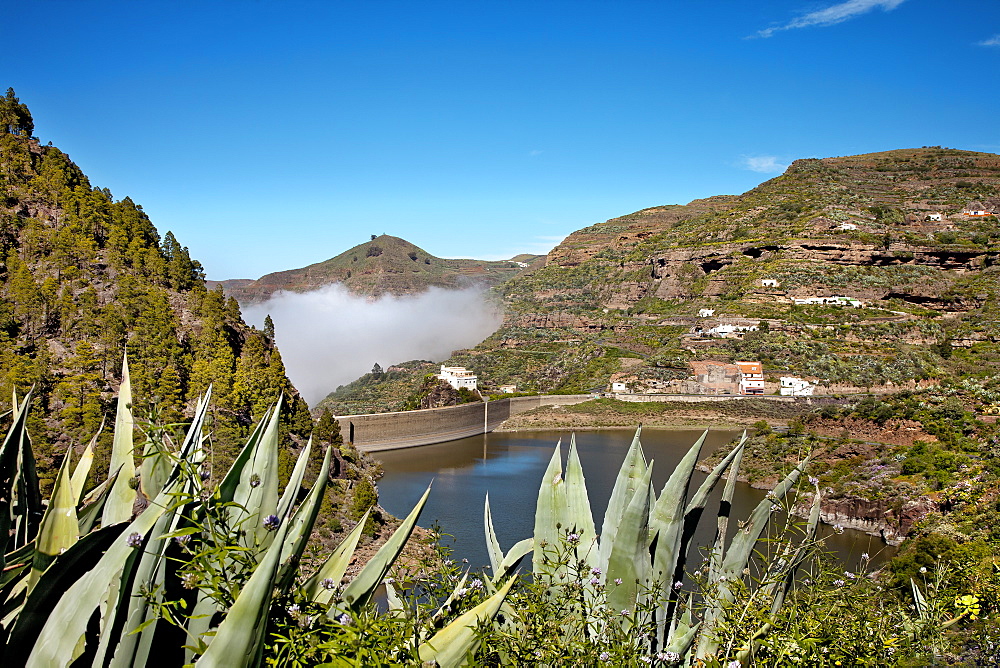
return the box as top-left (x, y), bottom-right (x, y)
top-left (212, 234), bottom-right (539, 302)
top-left (0, 88), bottom-right (314, 487)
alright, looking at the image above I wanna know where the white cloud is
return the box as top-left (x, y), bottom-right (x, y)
top-left (740, 155), bottom-right (789, 174)
top-left (756, 0), bottom-right (907, 38)
top-left (979, 34), bottom-right (1000, 46)
top-left (242, 285), bottom-right (503, 405)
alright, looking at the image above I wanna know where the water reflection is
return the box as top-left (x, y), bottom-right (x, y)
top-left (374, 429), bottom-right (895, 575)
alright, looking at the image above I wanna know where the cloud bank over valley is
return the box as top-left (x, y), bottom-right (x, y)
top-left (242, 285), bottom-right (503, 406)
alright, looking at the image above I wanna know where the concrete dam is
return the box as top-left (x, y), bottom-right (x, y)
top-left (336, 395), bottom-right (592, 452)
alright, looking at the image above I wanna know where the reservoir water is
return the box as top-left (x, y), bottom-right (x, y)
top-left (374, 429), bottom-right (895, 573)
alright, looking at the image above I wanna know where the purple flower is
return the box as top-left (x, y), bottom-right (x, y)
top-left (599, 652), bottom-right (610, 661)
top-left (174, 534), bottom-right (192, 546)
top-left (567, 533), bottom-right (580, 545)
top-left (263, 514), bottom-right (281, 531)
top-left (589, 577), bottom-right (601, 586)
top-left (470, 578), bottom-right (483, 589)
top-left (336, 613), bottom-right (351, 625)
top-left (673, 580), bottom-right (683, 590)
top-left (614, 578), bottom-right (623, 586)
top-left (321, 578), bottom-right (336, 590)
top-left (833, 579), bottom-right (845, 587)
top-left (249, 473), bottom-right (261, 488)
top-left (620, 609), bottom-right (630, 616)
top-left (126, 532), bottom-right (144, 548)
top-left (591, 567), bottom-right (602, 576)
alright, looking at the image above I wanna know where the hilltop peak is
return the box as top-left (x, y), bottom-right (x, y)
top-left (212, 235), bottom-right (540, 303)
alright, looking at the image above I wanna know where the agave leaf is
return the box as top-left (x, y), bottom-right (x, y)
top-left (532, 440), bottom-right (566, 575)
top-left (227, 397), bottom-right (282, 551)
top-left (606, 465), bottom-right (653, 620)
top-left (77, 472), bottom-right (119, 536)
top-left (70, 434), bottom-right (97, 504)
top-left (339, 483), bottom-right (431, 611)
top-left (430, 570), bottom-right (470, 626)
top-left (494, 537), bottom-right (533, 583)
top-left (484, 493), bottom-right (503, 574)
top-left (26, 480), bottom-right (178, 667)
top-left (385, 581), bottom-right (406, 617)
top-left (277, 436), bottom-right (312, 520)
top-left (104, 497), bottom-right (183, 668)
top-left (274, 446), bottom-right (331, 592)
top-left (5, 524), bottom-right (124, 666)
top-left (648, 431), bottom-right (707, 586)
top-left (302, 507), bottom-right (372, 604)
top-left (598, 426), bottom-right (646, 570)
top-left (719, 457), bottom-right (810, 581)
top-left (138, 431), bottom-right (172, 502)
top-left (197, 507), bottom-right (294, 668)
top-left (0, 392), bottom-right (32, 566)
top-left (564, 435), bottom-right (597, 568)
top-left (696, 457), bottom-right (810, 660)
top-left (102, 354), bottom-right (136, 526)
top-left (29, 449), bottom-right (79, 590)
top-left (417, 575), bottom-right (517, 668)
top-left (216, 405), bottom-right (270, 503)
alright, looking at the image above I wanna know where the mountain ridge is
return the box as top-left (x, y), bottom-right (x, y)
top-left (209, 234), bottom-right (541, 302)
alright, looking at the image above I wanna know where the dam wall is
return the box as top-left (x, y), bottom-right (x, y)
top-left (337, 394), bottom-right (593, 452)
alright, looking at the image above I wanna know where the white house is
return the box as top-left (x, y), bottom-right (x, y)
top-left (780, 377), bottom-right (815, 396)
top-left (736, 361), bottom-right (765, 395)
top-left (611, 382), bottom-right (628, 393)
top-left (438, 365), bottom-right (478, 391)
top-left (927, 213), bottom-right (942, 222)
top-left (793, 296), bottom-right (863, 308)
top-left (499, 384), bottom-right (517, 394)
top-left (761, 279), bottom-right (780, 288)
top-left (698, 308), bottom-right (716, 318)
top-left (837, 223), bottom-right (858, 231)
top-left (707, 323), bottom-right (758, 338)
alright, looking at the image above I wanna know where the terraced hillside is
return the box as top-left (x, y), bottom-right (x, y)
top-left (434, 148), bottom-right (1000, 398)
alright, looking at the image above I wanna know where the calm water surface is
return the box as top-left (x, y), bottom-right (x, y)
top-left (374, 429), bottom-right (895, 573)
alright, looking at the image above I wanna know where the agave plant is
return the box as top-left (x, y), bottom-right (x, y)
top-left (0, 355), bottom-right (514, 667)
top-left (485, 427), bottom-right (823, 664)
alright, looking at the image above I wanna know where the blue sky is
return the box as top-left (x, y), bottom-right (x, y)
top-left (5, 0), bottom-right (999, 279)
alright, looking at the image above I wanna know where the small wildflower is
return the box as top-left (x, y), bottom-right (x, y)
top-left (770, 503), bottom-right (780, 513)
top-left (455, 588), bottom-right (468, 598)
top-left (321, 578), bottom-right (336, 590)
top-left (175, 534), bottom-right (192, 546)
top-left (833, 579), bottom-right (845, 587)
top-left (620, 609), bottom-right (629, 616)
top-left (599, 652), bottom-right (610, 661)
top-left (249, 473), bottom-right (261, 488)
top-left (833, 524), bottom-right (844, 534)
top-left (462, 558), bottom-right (468, 563)
top-left (384, 577), bottom-right (395, 585)
top-left (263, 514), bottom-right (281, 531)
top-left (287, 604), bottom-right (300, 616)
top-left (591, 567), bottom-right (602, 576)
top-left (470, 578), bottom-right (483, 589)
top-left (199, 466), bottom-right (211, 480)
top-left (126, 532), bottom-right (143, 548)
top-left (640, 657), bottom-right (652, 664)
top-left (661, 652), bottom-right (681, 663)
top-left (808, 476), bottom-right (819, 486)
top-left (181, 572), bottom-right (200, 589)
top-left (919, 566), bottom-right (927, 573)
top-left (727, 662), bottom-right (742, 668)
top-left (614, 578), bottom-right (623, 585)
top-left (298, 615), bottom-right (314, 629)
top-left (567, 533), bottom-right (580, 545)
top-left (861, 552), bottom-right (870, 561)
top-left (336, 613), bottom-right (351, 625)
top-left (844, 571), bottom-right (856, 579)
top-left (673, 580), bottom-right (683, 590)
top-left (589, 577), bottom-right (601, 586)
